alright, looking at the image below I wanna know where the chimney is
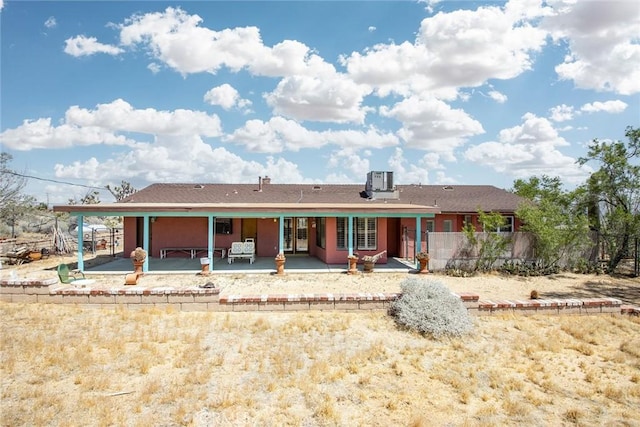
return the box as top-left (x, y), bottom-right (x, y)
top-left (262, 176), bottom-right (271, 185)
top-left (258, 176), bottom-right (262, 192)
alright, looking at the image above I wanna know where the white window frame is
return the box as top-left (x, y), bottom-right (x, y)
top-left (487, 216), bottom-right (514, 233)
top-left (337, 217), bottom-right (377, 250)
top-left (497, 216), bottom-right (514, 233)
top-left (426, 220), bottom-right (435, 233)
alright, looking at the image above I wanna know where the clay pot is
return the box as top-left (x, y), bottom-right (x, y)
top-left (418, 258), bottom-right (429, 273)
top-left (200, 258), bottom-right (210, 276)
top-left (363, 261), bottom-right (375, 273)
top-left (132, 260), bottom-right (144, 275)
top-left (347, 257), bottom-right (358, 274)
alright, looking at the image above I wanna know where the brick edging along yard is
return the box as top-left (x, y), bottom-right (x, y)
top-left (1, 278), bottom-right (638, 316)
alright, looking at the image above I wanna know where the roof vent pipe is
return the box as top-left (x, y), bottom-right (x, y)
top-left (258, 176), bottom-right (262, 192)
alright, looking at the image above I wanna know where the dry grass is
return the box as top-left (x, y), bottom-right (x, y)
top-left (1, 303), bottom-right (639, 426)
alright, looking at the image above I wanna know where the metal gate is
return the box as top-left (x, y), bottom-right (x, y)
top-left (402, 227), bottom-right (428, 260)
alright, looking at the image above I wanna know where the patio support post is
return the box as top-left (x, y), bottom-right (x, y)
top-left (143, 215), bottom-right (150, 273)
top-left (208, 216), bottom-right (214, 268)
top-left (348, 215), bottom-right (354, 256)
top-left (415, 215), bottom-right (422, 268)
top-left (77, 216), bottom-right (85, 271)
top-left (278, 216), bottom-right (285, 253)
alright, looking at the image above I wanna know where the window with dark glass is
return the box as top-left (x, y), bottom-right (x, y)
top-left (426, 220), bottom-right (435, 233)
top-left (215, 218), bottom-right (233, 234)
top-left (316, 217), bottom-right (326, 249)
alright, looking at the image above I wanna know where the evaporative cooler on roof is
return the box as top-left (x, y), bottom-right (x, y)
top-left (365, 171), bottom-right (399, 199)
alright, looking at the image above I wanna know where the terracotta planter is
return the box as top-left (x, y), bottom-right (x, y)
top-left (363, 261), bottom-right (375, 273)
top-left (275, 258), bottom-right (286, 275)
top-left (132, 260), bottom-right (144, 275)
top-left (200, 257), bottom-right (210, 276)
top-left (418, 258), bottom-right (429, 273)
top-left (347, 257), bottom-right (358, 274)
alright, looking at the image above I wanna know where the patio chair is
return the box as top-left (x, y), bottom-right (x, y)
top-left (57, 264), bottom-right (94, 285)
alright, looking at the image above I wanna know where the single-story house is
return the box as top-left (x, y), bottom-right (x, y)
top-left (53, 171), bottom-right (525, 272)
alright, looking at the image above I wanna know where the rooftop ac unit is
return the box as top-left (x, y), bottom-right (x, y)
top-left (365, 171), bottom-right (398, 199)
top-left (367, 171), bottom-right (394, 191)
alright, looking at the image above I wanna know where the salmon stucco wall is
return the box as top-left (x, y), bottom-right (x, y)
top-left (322, 217), bottom-right (389, 265)
top-left (123, 216), bottom-right (137, 256)
top-left (151, 217), bottom-right (208, 257)
top-left (124, 216), bottom-right (245, 258)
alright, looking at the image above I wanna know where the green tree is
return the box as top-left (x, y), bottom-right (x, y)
top-left (578, 126), bottom-right (640, 272)
top-left (106, 180), bottom-right (137, 201)
top-left (514, 176), bottom-right (592, 269)
top-left (462, 211), bottom-right (511, 272)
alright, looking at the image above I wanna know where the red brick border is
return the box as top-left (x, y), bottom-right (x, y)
top-left (2, 278), bottom-right (638, 315)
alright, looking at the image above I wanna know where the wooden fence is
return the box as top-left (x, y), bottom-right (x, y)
top-left (422, 232), bottom-right (536, 271)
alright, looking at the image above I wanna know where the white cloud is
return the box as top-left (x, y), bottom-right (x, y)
top-left (580, 100), bottom-right (628, 114)
top-left (110, 7), bottom-right (369, 123)
top-left (388, 148), bottom-right (429, 185)
top-left (116, 7), bottom-right (331, 78)
top-left (204, 84), bottom-right (252, 111)
top-left (326, 149), bottom-right (371, 179)
top-left (53, 134), bottom-right (308, 186)
top-left (44, 16), bottom-right (56, 29)
top-left (147, 63), bottom-right (161, 74)
top-left (544, 1), bottom-right (640, 95)
top-left (0, 99), bottom-right (223, 151)
top-left (368, 26), bottom-right (376, 32)
top-left (464, 113), bottom-right (590, 183)
top-left (65, 99), bottom-right (222, 138)
top-left (380, 96), bottom-right (484, 160)
top-left (265, 74), bottom-right (372, 124)
top-left (549, 104), bottom-right (575, 122)
top-left (64, 35), bottom-right (124, 57)
top-left (225, 117), bottom-right (398, 153)
top-left (487, 90), bottom-right (508, 103)
top-left (344, 1), bottom-right (549, 97)
top-left (385, 148), bottom-right (455, 185)
top-left (0, 118), bottom-right (132, 150)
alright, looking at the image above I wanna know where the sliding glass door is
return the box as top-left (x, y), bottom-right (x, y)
top-left (283, 217), bottom-right (308, 254)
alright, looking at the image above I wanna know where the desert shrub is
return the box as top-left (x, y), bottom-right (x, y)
top-left (498, 260), bottom-right (560, 276)
top-left (569, 258), bottom-right (605, 275)
top-left (390, 277), bottom-right (473, 339)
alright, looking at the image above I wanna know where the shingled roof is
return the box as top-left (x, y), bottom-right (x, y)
top-left (117, 182), bottom-right (523, 213)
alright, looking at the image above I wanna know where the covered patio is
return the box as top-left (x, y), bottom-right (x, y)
top-left (83, 254), bottom-right (418, 275)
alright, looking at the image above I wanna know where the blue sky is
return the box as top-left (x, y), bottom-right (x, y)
top-left (1, 0), bottom-right (638, 204)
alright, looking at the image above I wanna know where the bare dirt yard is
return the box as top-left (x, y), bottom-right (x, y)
top-left (1, 253), bottom-right (639, 426)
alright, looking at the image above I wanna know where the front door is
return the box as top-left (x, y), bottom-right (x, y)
top-left (242, 218), bottom-right (257, 245)
top-left (283, 217), bottom-right (308, 254)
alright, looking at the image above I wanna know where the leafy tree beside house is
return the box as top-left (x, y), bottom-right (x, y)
top-left (577, 126), bottom-right (640, 272)
top-left (462, 210), bottom-right (511, 272)
top-left (513, 175), bottom-right (592, 271)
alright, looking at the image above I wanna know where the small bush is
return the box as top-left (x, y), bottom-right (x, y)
top-left (390, 277), bottom-right (473, 339)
